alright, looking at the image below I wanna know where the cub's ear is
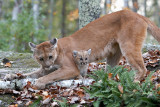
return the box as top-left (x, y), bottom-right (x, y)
top-left (73, 50), bottom-right (78, 57)
top-left (50, 38), bottom-right (58, 49)
top-left (28, 42), bottom-right (36, 51)
top-left (87, 49), bottom-right (92, 55)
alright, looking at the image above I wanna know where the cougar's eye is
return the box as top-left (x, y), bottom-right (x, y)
top-left (80, 58), bottom-right (83, 60)
top-left (85, 58), bottom-right (88, 60)
top-left (39, 57), bottom-right (44, 61)
top-left (49, 56), bottom-right (53, 59)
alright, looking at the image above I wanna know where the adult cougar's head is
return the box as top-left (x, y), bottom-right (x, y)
top-left (29, 38), bottom-right (58, 70)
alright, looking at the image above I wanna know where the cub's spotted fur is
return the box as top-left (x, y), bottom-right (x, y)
top-left (73, 49), bottom-right (91, 78)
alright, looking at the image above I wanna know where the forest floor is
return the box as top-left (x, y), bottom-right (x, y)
top-left (0, 46), bottom-right (160, 106)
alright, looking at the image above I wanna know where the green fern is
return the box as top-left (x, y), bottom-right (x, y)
top-left (84, 65), bottom-right (160, 107)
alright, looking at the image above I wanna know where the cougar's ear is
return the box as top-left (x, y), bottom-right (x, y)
top-left (29, 42), bottom-right (36, 51)
top-left (73, 50), bottom-right (78, 57)
top-left (50, 38), bottom-right (58, 49)
top-left (87, 49), bottom-right (92, 55)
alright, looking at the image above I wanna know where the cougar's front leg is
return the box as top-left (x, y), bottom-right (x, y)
top-left (4, 67), bottom-right (44, 81)
top-left (34, 65), bottom-right (79, 89)
top-left (23, 65), bottom-right (59, 78)
top-left (23, 67), bottom-right (45, 78)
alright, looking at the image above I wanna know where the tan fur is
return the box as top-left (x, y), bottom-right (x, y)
top-left (73, 49), bottom-right (91, 78)
top-left (5, 10), bottom-right (160, 89)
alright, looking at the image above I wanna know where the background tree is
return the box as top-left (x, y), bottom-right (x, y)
top-left (61, 0), bottom-right (66, 37)
top-left (0, 0), bottom-right (159, 52)
top-left (124, 0), bottom-right (129, 9)
top-left (48, 0), bottom-right (54, 40)
top-left (32, 0), bottom-right (39, 32)
top-left (78, 0), bottom-right (101, 29)
top-left (144, 0), bottom-right (147, 16)
top-left (12, 0), bottom-right (23, 21)
top-left (132, 0), bottom-right (139, 12)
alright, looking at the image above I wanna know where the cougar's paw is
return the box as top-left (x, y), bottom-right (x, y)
top-left (4, 74), bottom-right (18, 81)
top-left (34, 79), bottom-right (46, 89)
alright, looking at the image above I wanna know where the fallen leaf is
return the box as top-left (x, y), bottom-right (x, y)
top-left (118, 84), bottom-right (123, 93)
top-left (42, 91), bottom-right (49, 96)
top-left (80, 99), bottom-right (86, 104)
top-left (115, 74), bottom-right (119, 81)
top-left (13, 90), bottom-right (20, 94)
top-left (69, 96), bottom-right (79, 104)
top-left (42, 97), bottom-right (51, 105)
top-left (158, 91), bottom-right (160, 95)
top-left (4, 62), bottom-right (12, 67)
top-left (151, 75), bottom-right (157, 81)
top-left (108, 73), bottom-right (112, 79)
top-left (25, 100), bottom-right (32, 106)
top-left (155, 84), bottom-right (160, 89)
top-left (9, 104), bottom-right (18, 107)
top-left (2, 58), bottom-right (12, 67)
top-left (51, 102), bottom-right (58, 107)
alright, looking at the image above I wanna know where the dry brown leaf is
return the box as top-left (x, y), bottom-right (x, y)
top-left (108, 73), bottom-right (112, 79)
top-left (76, 90), bottom-right (85, 98)
top-left (9, 104), bottom-right (18, 107)
top-left (25, 100), bottom-right (32, 106)
top-left (118, 84), bottom-right (123, 94)
top-left (156, 84), bottom-right (160, 89)
top-left (42, 97), bottom-right (51, 105)
top-left (158, 91), bottom-right (160, 95)
top-left (4, 62), bottom-right (12, 67)
top-left (115, 74), bottom-right (119, 81)
top-left (151, 75), bottom-right (157, 81)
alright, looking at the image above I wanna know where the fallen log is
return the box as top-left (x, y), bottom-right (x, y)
top-left (143, 44), bottom-right (160, 51)
top-left (0, 78), bottom-right (94, 90)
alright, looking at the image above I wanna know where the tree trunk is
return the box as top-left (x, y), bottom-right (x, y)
top-left (132, 0), bottom-right (139, 12)
top-left (32, 0), bottom-right (39, 32)
top-left (124, 0), bottom-right (129, 8)
top-left (61, 0), bottom-right (66, 38)
top-left (155, 0), bottom-right (160, 27)
top-left (144, 0), bottom-right (147, 16)
top-left (79, 0), bottom-right (101, 29)
top-left (0, 0), bottom-right (3, 18)
top-left (12, 0), bottom-right (23, 21)
top-left (102, 0), bottom-right (107, 15)
top-left (48, 0), bottom-right (54, 40)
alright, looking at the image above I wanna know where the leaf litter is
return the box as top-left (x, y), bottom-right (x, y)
top-left (1, 50), bottom-right (160, 106)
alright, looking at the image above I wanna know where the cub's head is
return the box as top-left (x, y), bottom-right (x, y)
top-left (73, 49), bottom-right (91, 66)
top-left (29, 38), bottom-right (58, 69)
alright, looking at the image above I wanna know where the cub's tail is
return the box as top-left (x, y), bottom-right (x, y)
top-left (138, 14), bottom-right (160, 43)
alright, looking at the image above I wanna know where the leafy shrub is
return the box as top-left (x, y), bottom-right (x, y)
top-left (12, 10), bottom-right (48, 52)
top-left (83, 66), bottom-right (160, 107)
top-left (0, 19), bottom-right (12, 50)
top-left (0, 9), bottom-right (48, 52)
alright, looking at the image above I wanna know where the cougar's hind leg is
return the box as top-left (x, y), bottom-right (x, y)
top-left (118, 41), bottom-right (147, 81)
top-left (117, 20), bottom-right (148, 81)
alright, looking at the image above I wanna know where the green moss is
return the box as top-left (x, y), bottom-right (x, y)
top-left (0, 51), bottom-right (40, 68)
top-left (6, 53), bottom-right (32, 61)
top-left (0, 95), bottom-right (14, 106)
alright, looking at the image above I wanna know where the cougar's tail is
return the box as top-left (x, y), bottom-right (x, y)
top-left (138, 14), bottom-right (160, 43)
